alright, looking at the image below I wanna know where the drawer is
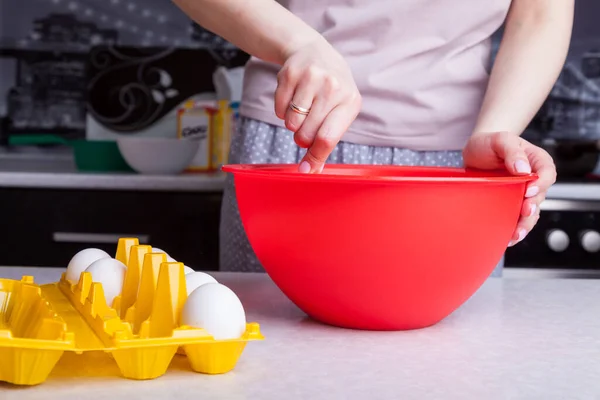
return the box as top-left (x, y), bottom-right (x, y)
top-left (0, 188), bottom-right (222, 271)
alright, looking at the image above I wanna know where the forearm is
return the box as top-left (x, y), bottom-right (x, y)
top-left (473, 0), bottom-right (574, 135)
top-left (172, 0), bottom-right (322, 65)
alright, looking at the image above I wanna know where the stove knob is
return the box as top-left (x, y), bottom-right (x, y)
top-left (547, 229), bottom-right (569, 252)
top-left (580, 230), bottom-right (600, 253)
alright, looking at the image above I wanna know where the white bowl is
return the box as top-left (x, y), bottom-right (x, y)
top-left (116, 137), bottom-right (200, 175)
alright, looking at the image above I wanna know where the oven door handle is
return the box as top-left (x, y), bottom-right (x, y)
top-left (52, 232), bottom-right (150, 244)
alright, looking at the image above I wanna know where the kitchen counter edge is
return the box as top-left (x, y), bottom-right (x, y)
top-left (0, 170), bottom-right (227, 192)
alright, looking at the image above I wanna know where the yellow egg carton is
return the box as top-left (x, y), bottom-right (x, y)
top-left (0, 238), bottom-right (264, 386)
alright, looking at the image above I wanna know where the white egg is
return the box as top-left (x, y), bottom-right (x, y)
top-left (85, 258), bottom-right (127, 307)
top-left (185, 271), bottom-right (217, 295)
top-left (183, 265), bottom-right (194, 275)
top-left (181, 283), bottom-right (246, 340)
top-left (66, 248), bottom-right (111, 283)
top-left (151, 247), bottom-right (176, 262)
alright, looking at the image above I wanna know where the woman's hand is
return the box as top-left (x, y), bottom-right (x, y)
top-left (463, 132), bottom-right (556, 246)
top-left (462, 0), bottom-right (571, 246)
top-left (276, 38), bottom-right (362, 173)
top-left (171, 0), bottom-right (361, 173)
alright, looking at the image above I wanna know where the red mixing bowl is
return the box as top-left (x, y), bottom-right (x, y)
top-left (222, 164), bottom-right (535, 330)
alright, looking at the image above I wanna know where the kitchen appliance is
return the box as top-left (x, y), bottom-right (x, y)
top-left (223, 164), bottom-right (533, 330)
top-left (504, 184), bottom-right (600, 272)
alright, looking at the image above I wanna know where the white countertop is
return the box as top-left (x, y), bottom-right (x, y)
top-left (1, 267), bottom-right (599, 399)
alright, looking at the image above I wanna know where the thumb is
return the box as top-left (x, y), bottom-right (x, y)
top-left (491, 132), bottom-right (532, 175)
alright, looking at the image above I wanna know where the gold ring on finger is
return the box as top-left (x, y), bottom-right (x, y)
top-left (290, 102), bottom-right (311, 115)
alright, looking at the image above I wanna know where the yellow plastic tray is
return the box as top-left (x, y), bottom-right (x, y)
top-left (0, 238), bottom-right (263, 386)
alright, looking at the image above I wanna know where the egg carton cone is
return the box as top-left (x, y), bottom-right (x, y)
top-left (0, 238), bottom-right (263, 386)
top-left (0, 276), bottom-right (75, 385)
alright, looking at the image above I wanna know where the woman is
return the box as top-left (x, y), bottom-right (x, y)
top-left (173, 0), bottom-right (574, 274)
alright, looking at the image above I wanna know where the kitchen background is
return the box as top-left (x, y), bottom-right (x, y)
top-left (0, 0), bottom-right (249, 141)
top-left (0, 0), bottom-right (599, 274)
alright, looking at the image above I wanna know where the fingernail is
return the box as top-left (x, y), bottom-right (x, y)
top-left (508, 229), bottom-right (527, 247)
top-left (299, 161), bottom-right (311, 174)
top-left (515, 160), bottom-right (531, 174)
top-left (529, 203), bottom-right (537, 216)
top-left (525, 186), bottom-right (539, 197)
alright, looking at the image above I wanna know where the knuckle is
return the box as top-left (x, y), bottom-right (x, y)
top-left (295, 129), bottom-right (314, 145)
top-left (276, 69), bottom-right (286, 84)
top-left (306, 149), bottom-right (326, 164)
top-left (306, 65), bottom-right (323, 80)
top-left (285, 117), bottom-right (299, 132)
top-left (535, 194), bottom-right (546, 205)
top-left (316, 134), bottom-right (338, 151)
top-left (296, 122), bottom-right (315, 137)
top-left (540, 147), bottom-right (552, 159)
top-left (526, 218), bottom-right (539, 233)
top-left (491, 131), bottom-right (504, 147)
top-left (294, 136), bottom-right (309, 148)
top-left (323, 76), bottom-right (341, 93)
top-left (281, 66), bottom-right (299, 82)
top-left (274, 97), bottom-right (287, 115)
top-left (276, 96), bottom-right (287, 107)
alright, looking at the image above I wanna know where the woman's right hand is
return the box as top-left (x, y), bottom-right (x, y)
top-left (172, 0), bottom-right (359, 173)
top-left (275, 37), bottom-right (362, 173)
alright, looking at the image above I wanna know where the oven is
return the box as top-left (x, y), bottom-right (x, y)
top-left (504, 182), bottom-right (600, 277)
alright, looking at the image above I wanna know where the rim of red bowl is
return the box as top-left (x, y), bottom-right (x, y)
top-left (222, 164), bottom-right (538, 184)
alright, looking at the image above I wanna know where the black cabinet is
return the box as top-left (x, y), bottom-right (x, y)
top-left (0, 188), bottom-right (222, 270)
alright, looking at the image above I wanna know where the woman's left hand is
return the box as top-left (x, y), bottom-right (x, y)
top-left (462, 132), bottom-right (557, 246)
